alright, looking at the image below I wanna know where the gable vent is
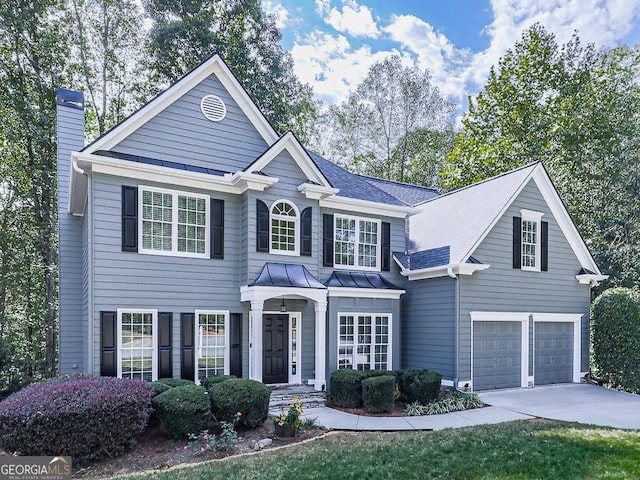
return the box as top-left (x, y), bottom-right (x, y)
top-left (200, 95), bottom-right (227, 122)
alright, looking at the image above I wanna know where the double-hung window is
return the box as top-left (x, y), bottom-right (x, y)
top-left (338, 314), bottom-right (391, 370)
top-left (270, 200), bottom-right (299, 255)
top-left (195, 310), bottom-right (229, 383)
top-left (140, 186), bottom-right (209, 258)
top-left (118, 309), bottom-right (157, 381)
top-left (334, 215), bottom-right (380, 270)
top-left (520, 210), bottom-right (544, 271)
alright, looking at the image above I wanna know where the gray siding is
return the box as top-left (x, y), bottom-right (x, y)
top-left (57, 101), bottom-right (87, 374)
top-left (401, 276), bottom-right (457, 379)
top-left (112, 74), bottom-right (268, 172)
top-left (458, 179), bottom-right (591, 381)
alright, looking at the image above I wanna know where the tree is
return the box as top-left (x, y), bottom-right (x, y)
top-left (321, 55), bottom-right (455, 183)
top-left (442, 24), bottom-right (640, 289)
top-left (0, 0), bottom-right (70, 380)
top-left (143, 0), bottom-right (318, 141)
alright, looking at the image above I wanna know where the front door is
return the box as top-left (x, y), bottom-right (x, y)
top-left (263, 314), bottom-right (288, 384)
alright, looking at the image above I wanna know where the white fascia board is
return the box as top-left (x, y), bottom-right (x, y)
top-left (230, 172), bottom-right (279, 192)
top-left (531, 168), bottom-right (603, 275)
top-left (575, 273), bottom-right (609, 286)
top-left (85, 55), bottom-right (278, 154)
top-left (327, 287), bottom-right (405, 299)
top-left (73, 151), bottom-right (245, 194)
top-left (320, 196), bottom-right (418, 219)
top-left (246, 132), bottom-right (331, 187)
top-left (404, 263), bottom-right (490, 281)
top-left (298, 183), bottom-right (339, 200)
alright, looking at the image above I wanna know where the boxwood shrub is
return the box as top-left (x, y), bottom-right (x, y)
top-left (152, 384), bottom-right (210, 439)
top-left (395, 369), bottom-right (442, 404)
top-left (150, 380), bottom-right (172, 397)
top-left (201, 374), bottom-right (236, 391)
top-left (362, 375), bottom-right (396, 413)
top-left (210, 379), bottom-right (270, 428)
top-left (591, 287), bottom-right (640, 393)
top-left (329, 369), bottom-right (368, 408)
top-left (0, 376), bottom-right (153, 464)
top-left (156, 378), bottom-right (194, 388)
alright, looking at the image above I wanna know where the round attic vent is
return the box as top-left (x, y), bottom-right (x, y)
top-left (200, 95), bottom-right (227, 122)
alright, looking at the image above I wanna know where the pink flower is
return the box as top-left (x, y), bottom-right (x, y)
top-left (183, 446), bottom-right (188, 451)
top-left (206, 444), bottom-right (211, 449)
top-left (237, 411), bottom-right (242, 417)
top-left (200, 448), bottom-right (205, 453)
top-left (203, 434), bottom-right (209, 440)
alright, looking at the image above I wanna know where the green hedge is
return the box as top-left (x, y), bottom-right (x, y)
top-left (156, 378), bottom-right (195, 388)
top-left (591, 287), bottom-right (640, 393)
top-left (362, 375), bottom-right (395, 413)
top-left (201, 374), bottom-right (236, 391)
top-left (210, 379), bottom-right (270, 428)
top-left (152, 384), bottom-right (210, 439)
top-left (395, 369), bottom-right (442, 404)
top-left (330, 370), bottom-right (369, 408)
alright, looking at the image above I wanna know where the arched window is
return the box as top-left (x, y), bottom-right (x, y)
top-left (271, 200), bottom-right (299, 255)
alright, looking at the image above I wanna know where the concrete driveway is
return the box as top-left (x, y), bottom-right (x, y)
top-left (478, 383), bottom-right (640, 430)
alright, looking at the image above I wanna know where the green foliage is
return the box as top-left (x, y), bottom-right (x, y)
top-left (405, 392), bottom-right (484, 416)
top-left (152, 384), bottom-right (210, 439)
top-left (329, 369), bottom-right (368, 408)
top-left (156, 377), bottom-right (195, 388)
top-left (0, 376), bottom-right (153, 465)
top-left (396, 369), bottom-right (442, 404)
top-left (361, 375), bottom-right (396, 413)
top-left (209, 379), bottom-right (270, 428)
top-left (150, 380), bottom-right (172, 397)
top-left (201, 374), bottom-right (236, 391)
top-left (591, 288), bottom-right (640, 393)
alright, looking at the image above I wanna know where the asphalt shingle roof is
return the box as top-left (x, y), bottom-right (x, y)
top-left (361, 176), bottom-right (440, 206)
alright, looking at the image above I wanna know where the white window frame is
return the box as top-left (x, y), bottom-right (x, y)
top-left (117, 309), bottom-right (158, 381)
top-left (269, 200), bottom-right (299, 256)
top-left (520, 209), bottom-right (544, 272)
top-left (334, 214), bottom-right (381, 271)
top-left (195, 310), bottom-right (230, 384)
top-left (139, 185), bottom-right (210, 259)
top-left (337, 313), bottom-right (392, 371)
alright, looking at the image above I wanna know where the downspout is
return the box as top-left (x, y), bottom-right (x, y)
top-left (454, 272), bottom-right (460, 392)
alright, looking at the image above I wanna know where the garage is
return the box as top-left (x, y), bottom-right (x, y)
top-left (534, 321), bottom-right (575, 385)
top-left (473, 320), bottom-right (523, 391)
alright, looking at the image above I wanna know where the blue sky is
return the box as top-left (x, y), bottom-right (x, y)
top-left (263, 0), bottom-right (640, 116)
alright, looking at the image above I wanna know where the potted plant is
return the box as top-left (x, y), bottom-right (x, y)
top-left (273, 397), bottom-right (304, 438)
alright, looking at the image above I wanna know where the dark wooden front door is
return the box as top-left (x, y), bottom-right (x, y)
top-left (263, 314), bottom-right (288, 384)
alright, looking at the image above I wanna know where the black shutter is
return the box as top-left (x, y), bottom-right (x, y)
top-left (158, 312), bottom-right (173, 379)
top-left (229, 313), bottom-right (242, 378)
top-left (323, 214), bottom-right (334, 267)
top-left (122, 186), bottom-right (138, 252)
top-left (381, 222), bottom-right (391, 271)
top-left (300, 207), bottom-right (312, 256)
top-left (181, 313), bottom-right (195, 381)
top-left (257, 199), bottom-right (269, 252)
top-left (211, 198), bottom-right (224, 259)
top-left (100, 311), bottom-right (117, 377)
top-left (512, 216), bottom-right (522, 269)
top-left (541, 221), bottom-right (549, 272)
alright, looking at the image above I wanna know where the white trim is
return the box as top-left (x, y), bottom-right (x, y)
top-left (84, 55), bottom-right (278, 154)
top-left (327, 287), bottom-right (405, 299)
top-left (470, 311), bottom-right (530, 389)
top-left (287, 311), bottom-right (302, 385)
top-left (333, 214), bottom-right (381, 272)
top-left (240, 285), bottom-right (327, 305)
top-left (320, 196), bottom-right (418, 219)
top-left (398, 260), bottom-right (490, 281)
top-left (116, 309), bottom-right (158, 381)
top-left (138, 185), bottom-right (210, 259)
top-left (520, 209), bottom-right (544, 272)
top-left (532, 313), bottom-right (583, 384)
top-left (337, 312), bottom-right (393, 371)
top-left (269, 199), bottom-right (300, 256)
top-left (194, 310), bottom-right (230, 383)
top-left (576, 273), bottom-right (608, 286)
top-left (246, 131), bottom-right (331, 188)
top-left (297, 183), bottom-right (339, 200)
top-left (230, 171), bottom-right (279, 192)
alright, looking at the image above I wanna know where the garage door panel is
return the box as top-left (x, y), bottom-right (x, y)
top-left (473, 321), bottom-right (521, 391)
top-left (534, 322), bottom-right (573, 385)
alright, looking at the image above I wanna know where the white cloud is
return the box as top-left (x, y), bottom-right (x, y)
top-left (315, 0), bottom-right (332, 16)
top-left (262, 0), bottom-right (289, 29)
top-left (325, 0), bottom-right (381, 38)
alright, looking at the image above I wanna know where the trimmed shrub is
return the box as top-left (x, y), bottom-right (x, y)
top-left (397, 369), bottom-right (442, 404)
top-left (150, 380), bottom-right (172, 397)
top-left (156, 378), bottom-right (194, 388)
top-left (153, 384), bottom-right (210, 439)
top-left (210, 379), bottom-right (270, 428)
top-left (329, 369), bottom-right (368, 408)
top-left (201, 374), bottom-right (236, 391)
top-left (591, 287), bottom-right (640, 393)
top-left (0, 376), bottom-right (153, 464)
top-left (362, 375), bottom-right (396, 413)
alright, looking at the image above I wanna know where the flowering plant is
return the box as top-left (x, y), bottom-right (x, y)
top-left (184, 412), bottom-right (243, 455)
top-left (273, 397), bottom-right (304, 428)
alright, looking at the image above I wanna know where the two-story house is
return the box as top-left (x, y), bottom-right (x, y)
top-left (57, 54), bottom-right (606, 392)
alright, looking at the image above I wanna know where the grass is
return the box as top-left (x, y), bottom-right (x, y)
top-left (116, 421), bottom-right (640, 480)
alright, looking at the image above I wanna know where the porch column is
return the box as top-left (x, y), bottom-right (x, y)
top-left (249, 300), bottom-right (264, 383)
top-left (314, 300), bottom-right (327, 391)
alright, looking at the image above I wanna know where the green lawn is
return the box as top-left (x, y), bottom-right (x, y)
top-left (120, 421), bottom-right (640, 480)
